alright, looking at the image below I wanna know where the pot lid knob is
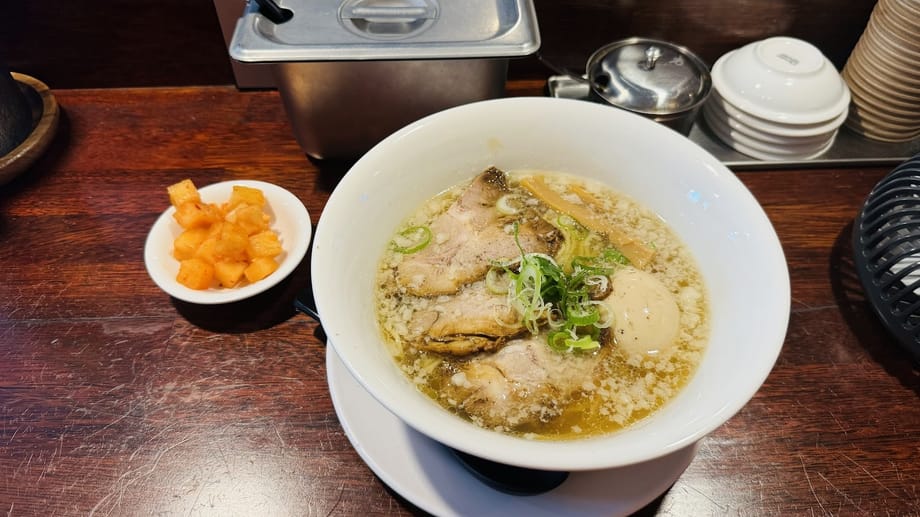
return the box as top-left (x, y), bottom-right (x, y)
top-left (588, 38), bottom-right (712, 115)
top-left (641, 46), bottom-right (663, 70)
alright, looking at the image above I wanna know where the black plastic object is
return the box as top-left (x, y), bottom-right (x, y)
top-left (293, 285), bottom-right (320, 321)
top-left (254, 0), bottom-right (293, 23)
top-left (853, 152), bottom-right (920, 363)
top-left (450, 447), bottom-right (569, 495)
top-left (293, 286), bottom-right (326, 342)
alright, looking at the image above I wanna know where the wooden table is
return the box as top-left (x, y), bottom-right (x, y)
top-left (2, 83), bottom-right (918, 516)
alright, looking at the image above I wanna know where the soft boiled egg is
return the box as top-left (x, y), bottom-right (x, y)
top-left (603, 267), bottom-right (681, 357)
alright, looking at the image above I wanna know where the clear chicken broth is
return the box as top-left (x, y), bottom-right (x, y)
top-left (375, 168), bottom-right (709, 439)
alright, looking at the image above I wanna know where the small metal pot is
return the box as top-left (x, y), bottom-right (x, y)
top-left (585, 38), bottom-right (712, 135)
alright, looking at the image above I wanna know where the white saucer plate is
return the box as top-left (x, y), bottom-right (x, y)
top-left (326, 343), bottom-right (699, 517)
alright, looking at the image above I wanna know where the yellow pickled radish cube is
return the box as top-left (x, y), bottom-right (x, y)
top-left (176, 258), bottom-right (215, 290)
top-left (228, 185), bottom-right (266, 210)
top-left (173, 227), bottom-right (209, 260)
top-left (244, 256), bottom-right (278, 283)
top-left (247, 230), bottom-right (282, 258)
top-left (167, 179), bottom-right (200, 208)
top-left (164, 180), bottom-right (284, 290)
top-left (225, 203), bottom-right (270, 235)
top-left (173, 201), bottom-right (221, 229)
top-left (214, 260), bottom-right (248, 288)
top-left (194, 236), bottom-right (220, 265)
top-left (213, 223), bottom-right (249, 262)
top-left (206, 220), bottom-right (225, 238)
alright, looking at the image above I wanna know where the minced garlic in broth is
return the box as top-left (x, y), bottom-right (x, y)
top-left (374, 169), bottom-right (709, 440)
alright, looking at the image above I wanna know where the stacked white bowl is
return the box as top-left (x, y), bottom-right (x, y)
top-left (703, 36), bottom-right (850, 161)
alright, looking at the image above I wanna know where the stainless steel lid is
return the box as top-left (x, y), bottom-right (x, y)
top-left (229, 0), bottom-right (540, 62)
top-left (587, 38), bottom-right (711, 116)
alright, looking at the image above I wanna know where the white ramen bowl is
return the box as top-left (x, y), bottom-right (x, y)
top-left (712, 37), bottom-right (850, 125)
top-left (311, 97), bottom-right (790, 472)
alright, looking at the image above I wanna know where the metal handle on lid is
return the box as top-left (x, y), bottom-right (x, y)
top-left (340, 0), bottom-right (438, 22)
top-left (641, 46), bottom-right (663, 70)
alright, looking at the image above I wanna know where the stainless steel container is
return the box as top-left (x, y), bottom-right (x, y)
top-left (229, 0), bottom-right (540, 159)
top-left (585, 38), bottom-right (711, 135)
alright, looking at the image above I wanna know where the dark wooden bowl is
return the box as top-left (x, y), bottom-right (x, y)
top-left (0, 72), bottom-right (60, 186)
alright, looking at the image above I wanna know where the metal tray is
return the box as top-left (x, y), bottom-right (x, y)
top-left (230, 0), bottom-right (540, 62)
top-left (547, 75), bottom-right (919, 171)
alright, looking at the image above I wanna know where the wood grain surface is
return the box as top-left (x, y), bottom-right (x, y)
top-left (1, 84), bottom-right (918, 516)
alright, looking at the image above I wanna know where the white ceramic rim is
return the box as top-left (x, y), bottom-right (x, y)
top-left (712, 120), bottom-right (837, 161)
top-left (709, 89), bottom-right (847, 137)
top-left (703, 106), bottom-right (836, 159)
top-left (326, 339), bottom-right (701, 516)
top-left (311, 97), bottom-right (791, 472)
top-left (711, 46), bottom-right (851, 125)
top-left (703, 102), bottom-right (836, 146)
top-left (144, 180), bottom-right (312, 304)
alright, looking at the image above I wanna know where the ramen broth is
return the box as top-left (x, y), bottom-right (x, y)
top-left (375, 168), bottom-right (709, 439)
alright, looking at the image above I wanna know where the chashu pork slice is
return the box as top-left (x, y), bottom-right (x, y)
top-left (406, 280), bottom-right (526, 355)
top-left (444, 336), bottom-right (606, 429)
top-left (396, 166), bottom-right (560, 296)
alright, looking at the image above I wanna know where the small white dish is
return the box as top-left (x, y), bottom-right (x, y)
top-left (707, 113), bottom-right (836, 161)
top-left (703, 106), bottom-right (836, 161)
top-left (703, 105), bottom-right (835, 155)
top-left (327, 343), bottom-right (699, 517)
top-left (711, 37), bottom-right (851, 125)
top-left (708, 89), bottom-right (847, 138)
top-left (704, 101), bottom-right (836, 146)
top-left (144, 179), bottom-right (311, 304)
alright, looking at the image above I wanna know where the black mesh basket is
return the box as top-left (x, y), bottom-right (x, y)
top-left (853, 153), bottom-right (920, 363)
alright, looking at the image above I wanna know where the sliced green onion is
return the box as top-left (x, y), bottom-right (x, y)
top-left (391, 225), bottom-right (431, 254)
top-left (565, 304), bottom-right (600, 326)
top-left (506, 223), bottom-right (614, 353)
top-left (547, 329), bottom-right (601, 352)
top-left (547, 330), bottom-right (571, 352)
top-left (565, 334), bottom-right (601, 351)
